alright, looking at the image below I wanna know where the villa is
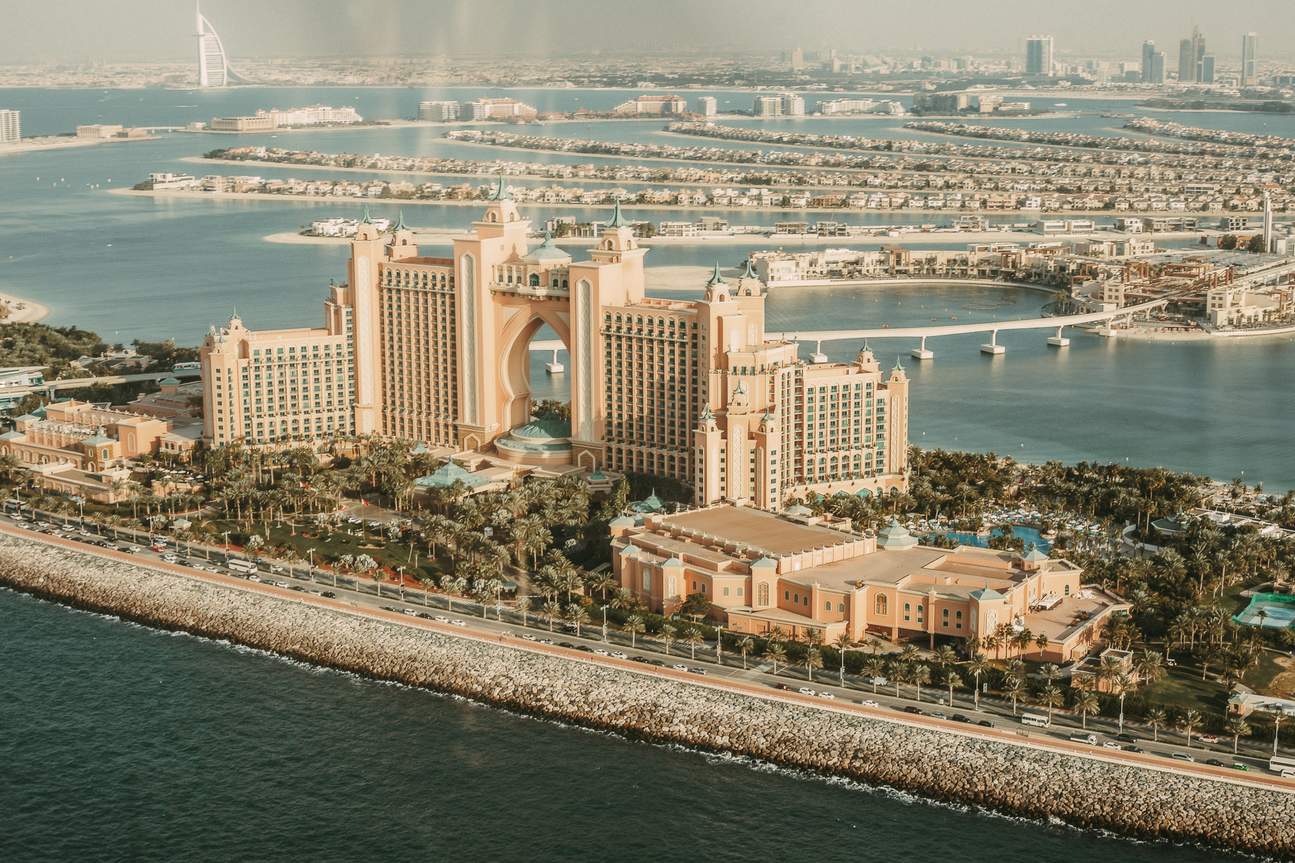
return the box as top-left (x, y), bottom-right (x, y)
top-left (612, 502), bottom-right (1128, 660)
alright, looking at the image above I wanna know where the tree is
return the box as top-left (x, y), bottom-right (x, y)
top-left (1219, 233), bottom-right (1238, 251)
top-left (765, 641), bottom-right (787, 674)
top-left (1041, 684), bottom-right (1063, 723)
top-left (738, 636), bottom-right (755, 670)
top-left (911, 664), bottom-right (931, 702)
top-left (944, 670), bottom-right (964, 707)
top-left (1002, 675), bottom-right (1024, 715)
top-left (1179, 708), bottom-right (1202, 748)
top-left (543, 599), bottom-right (562, 632)
top-left (834, 632), bottom-right (853, 686)
top-left (1111, 672), bottom-right (1135, 734)
top-left (660, 624), bottom-right (677, 656)
top-left (968, 654), bottom-right (991, 708)
top-left (1225, 716), bottom-right (1252, 755)
top-left (624, 614), bottom-right (645, 648)
top-left (1146, 707), bottom-right (1168, 743)
top-left (862, 655), bottom-right (886, 693)
top-left (565, 603), bottom-right (588, 637)
top-left (1074, 690), bottom-right (1100, 730)
top-left (805, 646), bottom-right (824, 682)
top-left (1268, 706), bottom-right (1287, 757)
top-left (1246, 233), bottom-right (1267, 253)
top-left (684, 627), bottom-right (704, 660)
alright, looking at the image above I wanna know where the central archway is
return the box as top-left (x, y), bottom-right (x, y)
top-left (497, 302), bottom-right (572, 434)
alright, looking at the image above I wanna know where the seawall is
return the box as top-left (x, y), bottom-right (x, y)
top-left (1, 533), bottom-right (1291, 859)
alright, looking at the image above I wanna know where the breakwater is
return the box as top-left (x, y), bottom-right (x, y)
top-left (1, 534), bottom-right (1291, 859)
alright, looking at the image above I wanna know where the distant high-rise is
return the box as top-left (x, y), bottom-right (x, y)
top-left (752, 95), bottom-right (782, 117)
top-left (789, 46), bottom-right (806, 72)
top-left (1263, 190), bottom-right (1275, 253)
top-left (195, 2), bottom-right (230, 88)
top-left (1025, 35), bottom-right (1054, 76)
top-left (0, 109), bottom-right (19, 144)
top-left (1200, 54), bottom-right (1216, 84)
top-left (1141, 41), bottom-right (1156, 82)
top-left (696, 96), bottom-right (718, 117)
top-left (1148, 51), bottom-right (1166, 85)
top-left (1241, 33), bottom-right (1258, 86)
top-left (1177, 26), bottom-right (1206, 83)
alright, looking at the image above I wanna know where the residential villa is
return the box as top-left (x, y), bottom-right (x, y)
top-left (611, 502), bottom-right (1128, 660)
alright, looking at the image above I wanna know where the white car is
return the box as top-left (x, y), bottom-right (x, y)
top-left (610, 651), bottom-right (628, 660)
top-left (859, 699), bottom-right (880, 708)
top-left (449, 619), bottom-right (466, 627)
top-left (434, 616), bottom-right (450, 623)
top-left (161, 554), bottom-right (179, 563)
top-left (1102, 740), bottom-right (1122, 749)
top-left (593, 648), bottom-right (610, 656)
top-left (817, 691), bottom-right (836, 700)
top-left (798, 687), bottom-right (816, 696)
top-left (1197, 734), bottom-right (1220, 744)
top-left (401, 608), bottom-right (418, 616)
top-left (520, 633), bottom-right (537, 641)
top-left (672, 664), bottom-right (690, 672)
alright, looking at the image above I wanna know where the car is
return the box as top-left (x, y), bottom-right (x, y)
top-left (902, 705), bottom-right (923, 715)
top-left (593, 648), bottom-right (610, 656)
top-left (1232, 763), bottom-right (1250, 772)
top-left (689, 667), bottom-right (706, 676)
top-left (928, 711), bottom-right (947, 720)
top-left (976, 719), bottom-right (993, 728)
top-left (774, 683), bottom-right (791, 691)
top-left (161, 553), bottom-right (179, 563)
top-left (1197, 734), bottom-right (1220, 744)
top-left (401, 608), bottom-right (418, 616)
top-left (434, 616), bottom-right (450, 623)
top-left (320, 591), bottom-right (336, 599)
top-left (1123, 745), bottom-right (1144, 753)
top-left (631, 656), bottom-right (651, 664)
top-left (798, 687), bottom-right (816, 695)
top-left (1069, 734), bottom-right (1098, 745)
top-left (817, 691), bottom-right (834, 699)
top-left (449, 619), bottom-right (466, 627)
top-left (538, 639), bottom-right (555, 646)
top-left (246, 574), bottom-right (261, 582)
top-left (1116, 733), bottom-right (1139, 743)
top-left (116, 545), bottom-right (135, 553)
top-left (1102, 741), bottom-right (1122, 750)
top-left (270, 564), bottom-right (286, 574)
top-left (272, 580), bottom-right (289, 588)
top-left (1170, 752), bottom-right (1195, 762)
top-left (951, 714), bottom-right (970, 723)
top-left (381, 606), bottom-right (398, 612)
top-left (1165, 658), bottom-right (1177, 667)
top-left (1205, 758), bottom-right (1225, 767)
top-left (520, 633), bottom-right (537, 641)
top-left (675, 664), bottom-right (692, 672)
top-left (290, 586), bottom-right (306, 592)
top-left (558, 642), bottom-right (576, 649)
top-left (859, 699), bottom-right (880, 708)
top-left (610, 651), bottom-right (627, 660)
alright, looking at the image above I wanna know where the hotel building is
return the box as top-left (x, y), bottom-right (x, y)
top-left (200, 195), bottom-right (909, 510)
top-left (611, 503), bottom-right (1129, 659)
top-left (0, 109), bottom-right (20, 144)
top-left (613, 95), bottom-right (688, 115)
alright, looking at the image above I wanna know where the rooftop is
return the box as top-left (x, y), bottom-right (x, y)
top-left (660, 505), bottom-right (855, 557)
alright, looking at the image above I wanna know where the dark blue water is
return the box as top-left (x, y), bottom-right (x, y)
top-left (0, 588), bottom-right (1254, 863)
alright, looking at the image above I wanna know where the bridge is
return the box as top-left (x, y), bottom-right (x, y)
top-left (4, 369), bottom-right (201, 401)
top-left (785, 296), bottom-right (1172, 358)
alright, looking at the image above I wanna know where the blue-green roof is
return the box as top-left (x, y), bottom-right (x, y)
top-left (970, 587), bottom-right (1004, 601)
top-left (1022, 543), bottom-right (1049, 562)
top-left (512, 416), bottom-right (570, 440)
top-left (525, 230), bottom-right (571, 262)
top-left (415, 462), bottom-right (489, 489)
top-left (82, 434), bottom-right (114, 446)
top-left (607, 199), bottom-right (629, 228)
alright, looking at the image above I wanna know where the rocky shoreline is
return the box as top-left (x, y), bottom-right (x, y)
top-left (1, 533), bottom-right (1291, 859)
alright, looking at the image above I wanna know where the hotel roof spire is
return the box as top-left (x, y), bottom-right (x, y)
top-left (607, 199), bottom-right (629, 228)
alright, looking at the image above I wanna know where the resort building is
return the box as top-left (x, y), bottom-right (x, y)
top-left (200, 195), bottom-right (910, 510)
top-left (611, 503), bottom-right (1129, 659)
top-left (0, 109), bottom-right (22, 144)
top-left (466, 98), bottom-right (538, 121)
top-left (0, 401), bottom-right (171, 502)
top-left (418, 101), bottom-right (461, 122)
top-left (613, 95), bottom-right (688, 115)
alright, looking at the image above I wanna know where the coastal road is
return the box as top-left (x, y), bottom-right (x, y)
top-left (3, 515), bottom-right (1293, 793)
top-left (3, 369), bottom-right (201, 400)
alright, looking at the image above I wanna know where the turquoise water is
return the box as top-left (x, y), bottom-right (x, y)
top-left (0, 588), bottom-right (1252, 862)
top-left (935, 526), bottom-right (1052, 552)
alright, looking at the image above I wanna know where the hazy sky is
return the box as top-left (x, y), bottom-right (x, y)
top-left (6, 0), bottom-right (1292, 64)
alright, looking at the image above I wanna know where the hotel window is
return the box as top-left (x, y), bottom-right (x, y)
top-left (874, 595), bottom-right (887, 615)
top-left (824, 600), bottom-right (831, 611)
top-left (903, 602), bottom-right (911, 622)
top-left (642, 571), bottom-right (652, 591)
top-left (757, 584), bottom-right (768, 606)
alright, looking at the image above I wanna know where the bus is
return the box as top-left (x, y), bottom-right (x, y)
top-left (1270, 755), bottom-right (1295, 777)
top-left (172, 361), bottom-right (200, 372)
top-left (226, 558), bottom-right (258, 575)
top-left (1021, 712), bottom-right (1051, 728)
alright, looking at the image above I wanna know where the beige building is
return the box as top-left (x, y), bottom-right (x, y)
top-left (612, 503), bottom-right (1128, 659)
top-left (200, 196), bottom-right (908, 510)
top-left (613, 95), bottom-right (688, 115)
top-left (0, 401), bottom-right (171, 502)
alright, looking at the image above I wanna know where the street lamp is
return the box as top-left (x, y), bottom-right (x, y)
top-left (716, 624), bottom-right (724, 665)
top-left (601, 604), bottom-right (608, 642)
top-left (307, 547), bottom-right (316, 583)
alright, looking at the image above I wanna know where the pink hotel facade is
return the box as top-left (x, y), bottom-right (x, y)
top-left (611, 504), bottom-right (1129, 660)
top-left (201, 193), bottom-right (909, 510)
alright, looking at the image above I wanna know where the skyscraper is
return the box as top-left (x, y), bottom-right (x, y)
top-left (1241, 33), bottom-right (1258, 86)
top-left (0, 109), bottom-right (19, 144)
top-left (1148, 51), bottom-right (1166, 85)
top-left (1177, 38), bottom-right (1195, 82)
top-left (1141, 41), bottom-right (1155, 82)
top-left (1200, 54), bottom-right (1215, 84)
top-left (1025, 36), bottom-right (1054, 77)
top-left (196, 2), bottom-right (230, 88)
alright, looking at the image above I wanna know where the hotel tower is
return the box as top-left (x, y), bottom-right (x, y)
top-left (201, 191), bottom-right (909, 509)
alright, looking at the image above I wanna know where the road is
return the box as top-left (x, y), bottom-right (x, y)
top-left (2, 507), bottom-right (1292, 793)
top-left (4, 369), bottom-right (201, 400)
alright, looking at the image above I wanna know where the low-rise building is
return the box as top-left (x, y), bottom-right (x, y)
top-left (418, 100), bottom-right (460, 122)
top-left (466, 98), bottom-right (538, 121)
top-left (0, 366), bottom-right (44, 411)
top-left (613, 94), bottom-right (688, 115)
top-left (611, 503), bottom-right (1128, 659)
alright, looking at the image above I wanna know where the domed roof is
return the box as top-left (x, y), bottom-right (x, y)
top-left (877, 517), bottom-right (918, 550)
top-left (523, 230), bottom-right (571, 263)
top-left (512, 415), bottom-right (571, 440)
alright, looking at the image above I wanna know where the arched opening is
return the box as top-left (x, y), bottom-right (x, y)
top-left (498, 309), bottom-right (571, 435)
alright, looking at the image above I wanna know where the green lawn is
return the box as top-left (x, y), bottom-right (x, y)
top-left (212, 519), bottom-right (446, 583)
top-left (1141, 667), bottom-right (1230, 718)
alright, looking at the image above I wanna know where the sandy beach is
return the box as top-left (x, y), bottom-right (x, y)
top-left (0, 290), bottom-right (50, 323)
top-left (0, 135), bottom-right (157, 159)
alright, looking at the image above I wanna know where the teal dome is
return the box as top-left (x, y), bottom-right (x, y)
top-left (512, 415), bottom-right (571, 440)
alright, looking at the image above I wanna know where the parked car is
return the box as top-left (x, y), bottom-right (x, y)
top-left (859, 699), bottom-right (880, 708)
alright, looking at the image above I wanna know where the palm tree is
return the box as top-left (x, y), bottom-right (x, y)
top-left (862, 655), bottom-right (886, 693)
top-left (889, 658), bottom-right (908, 699)
top-left (833, 632), bottom-right (853, 687)
top-left (1146, 707), bottom-right (1168, 742)
top-left (515, 595), bottom-right (531, 627)
top-left (1267, 707), bottom-right (1287, 757)
top-left (624, 614), bottom-right (645, 648)
top-left (1179, 708), bottom-right (1202, 748)
top-left (911, 664), bottom-right (931, 702)
top-left (1074, 690), bottom-right (1100, 729)
top-left (660, 624), bottom-right (677, 656)
top-left (1111, 672), bottom-right (1135, 734)
top-left (1002, 676), bottom-right (1024, 715)
top-left (738, 636), bottom-right (755, 670)
top-left (1225, 716), bottom-right (1252, 755)
top-left (933, 644), bottom-right (958, 669)
top-left (565, 603), bottom-right (588, 638)
top-left (765, 641), bottom-right (787, 674)
top-left (543, 599), bottom-right (562, 632)
top-left (1041, 684), bottom-right (1063, 723)
top-left (684, 627), bottom-right (704, 660)
top-left (968, 653), bottom-right (991, 709)
top-left (944, 670), bottom-right (964, 707)
top-left (1134, 649), bottom-right (1166, 687)
top-left (805, 646), bottom-right (824, 682)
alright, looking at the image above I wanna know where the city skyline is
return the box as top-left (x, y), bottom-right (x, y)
top-left (3, 0), bottom-right (1294, 64)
